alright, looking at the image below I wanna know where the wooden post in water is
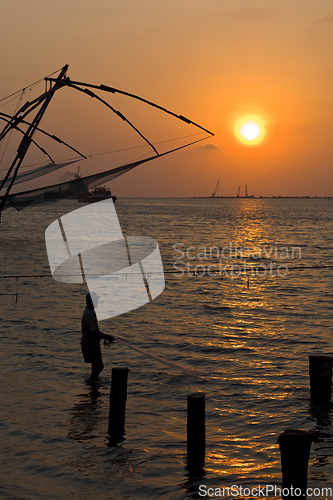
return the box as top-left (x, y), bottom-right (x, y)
top-left (108, 367), bottom-right (129, 442)
top-left (309, 355), bottom-right (333, 401)
top-left (187, 392), bottom-right (205, 466)
top-left (278, 429), bottom-right (315, 499)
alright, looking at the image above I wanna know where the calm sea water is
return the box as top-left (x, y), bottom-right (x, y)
top-left (1, 197), bottom-right (333, 500)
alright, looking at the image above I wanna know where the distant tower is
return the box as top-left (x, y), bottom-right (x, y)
top-left (245, 184), bottom-right (248, 197)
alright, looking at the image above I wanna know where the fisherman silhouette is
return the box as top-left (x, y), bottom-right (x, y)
top-left (81, 292), bottom-right (115, 383)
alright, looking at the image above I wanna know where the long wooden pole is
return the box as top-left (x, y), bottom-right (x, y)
top-left (45, 77), bottom-right (215, 136)
top-left (113, 335), bottom-right (207, 378)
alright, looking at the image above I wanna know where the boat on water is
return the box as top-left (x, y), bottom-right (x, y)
top-left (77, 186), bottom-right (116, 203)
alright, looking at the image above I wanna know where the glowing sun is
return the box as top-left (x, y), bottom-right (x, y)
top-left (234, 115), bottom-right (266, 145)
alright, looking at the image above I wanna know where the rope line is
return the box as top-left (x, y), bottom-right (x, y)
top-left (0, 67), bottom-right (63, 104)
top-left (0, 90), bottom-right (26, 166)
top-left (0, 264), bottom-right (332, 280)
top-left (3, 265), bottom-right (332, 305)
top-left (0, 132), bottom-right (207, 173)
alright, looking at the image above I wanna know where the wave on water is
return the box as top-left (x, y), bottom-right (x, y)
top-left (1, 198), bottom-right (333, 499)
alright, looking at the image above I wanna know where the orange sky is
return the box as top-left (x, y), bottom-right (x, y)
top-left (2, 0), bottom-right (333, 197)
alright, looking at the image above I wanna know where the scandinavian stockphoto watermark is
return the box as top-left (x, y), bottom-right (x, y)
top-left (45, 199), bottom-right (165, 321)
top-left (198, 484), bottom-right (333, 497)
top-left (173, 242), bottom-right (302, 279)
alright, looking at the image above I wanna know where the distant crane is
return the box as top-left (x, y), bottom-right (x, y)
top-left (212, 180), bottom-right (220, 198)
top-left (237, 186), bottom-right (240, 197)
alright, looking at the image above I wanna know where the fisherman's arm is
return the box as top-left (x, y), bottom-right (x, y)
top-left (97, 330), bottom-right (115, 342)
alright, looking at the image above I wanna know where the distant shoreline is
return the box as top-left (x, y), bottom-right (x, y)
top-left (193, 196), bottom-right (332, 199)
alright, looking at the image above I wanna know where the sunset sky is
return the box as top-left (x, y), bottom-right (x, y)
top-left (2, 0), bottom-right (333, 197)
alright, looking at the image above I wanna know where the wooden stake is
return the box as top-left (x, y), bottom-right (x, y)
top-left (187, 392), bottom-right (205, 466)
top-left (108, 367), bottom-right (129, 442)
top-left (309, 355), bottom-right (333, 401)
top-left (278, 429), bottom-right (315, 499)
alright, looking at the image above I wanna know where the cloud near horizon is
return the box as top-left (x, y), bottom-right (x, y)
top-left (316, 15), bottom-right (333, 23)
top-left (198, 143), bottom-right (218, 151)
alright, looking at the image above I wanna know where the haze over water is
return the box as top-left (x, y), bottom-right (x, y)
top-left (1, 197), bottom-right (333, 499)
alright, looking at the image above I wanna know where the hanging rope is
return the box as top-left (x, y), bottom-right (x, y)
top-left (0, 89), bottom-right (26, 167)
top-left (0, 264), bottom-right (332, 281)
top-left (0, 67), bottom-right (63, 105)
top-left (0, 264), bottom-right (332, 304)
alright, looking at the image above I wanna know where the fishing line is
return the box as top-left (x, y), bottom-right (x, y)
top-left (113, 335), bottom-right (207, 377)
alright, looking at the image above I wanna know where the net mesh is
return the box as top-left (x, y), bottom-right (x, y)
top-left (2, 159), bottom-right (81, 187)
top-left (1, 155), bottom-right (155, 210)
